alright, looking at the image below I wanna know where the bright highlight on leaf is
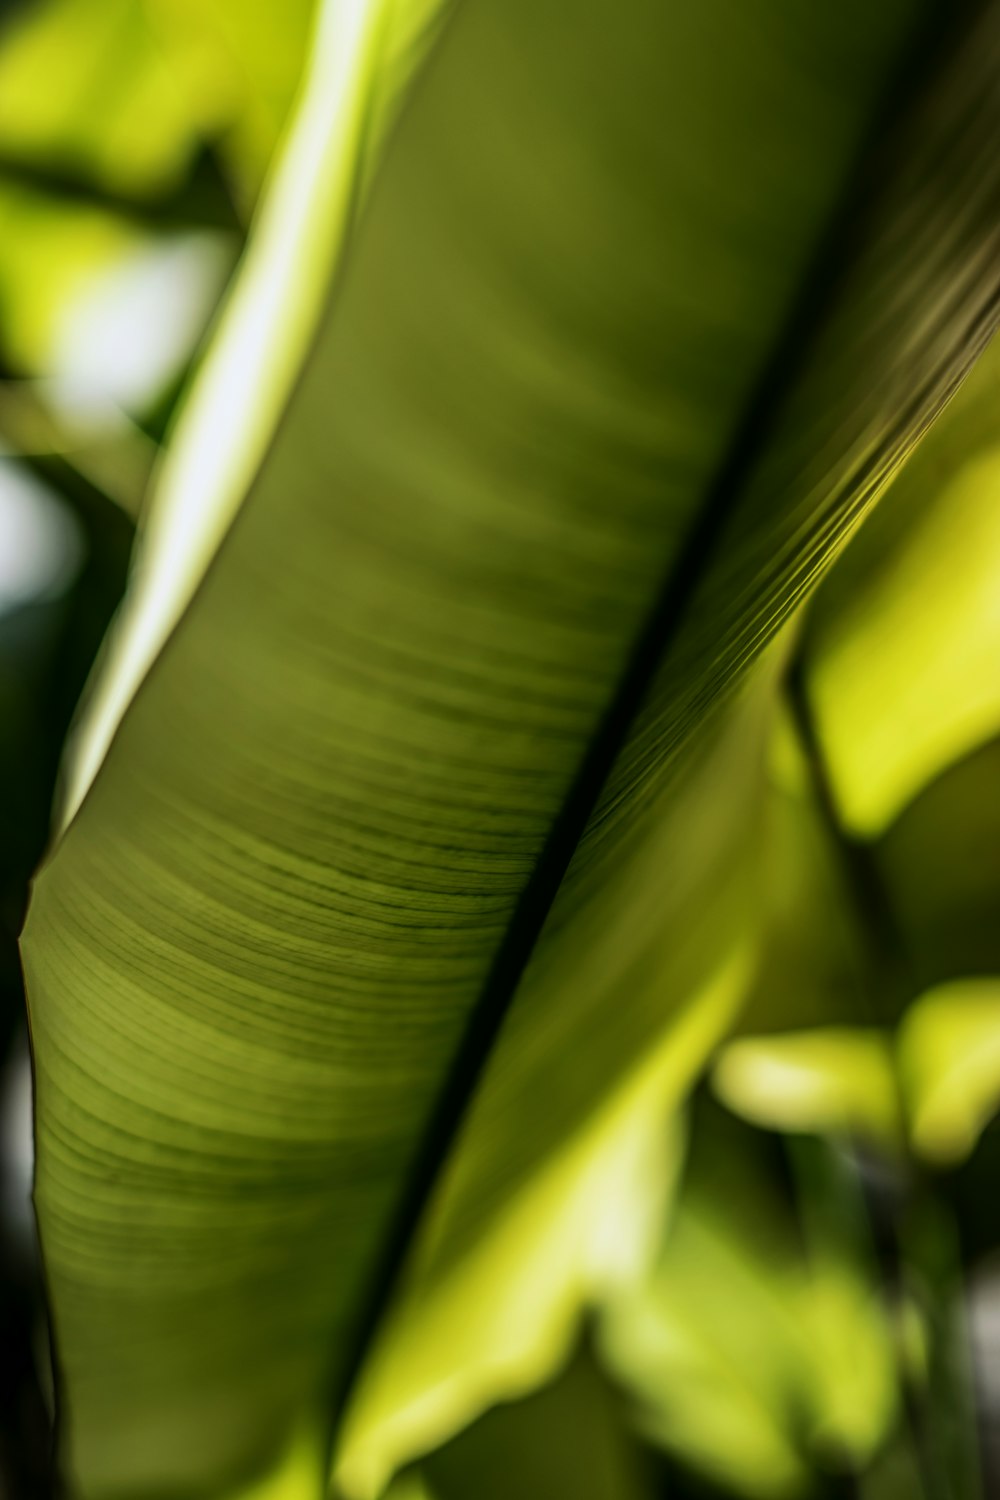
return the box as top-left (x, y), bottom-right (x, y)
top-left (713, 1030), bottom-right (901, 1148)
top-left (56, 0), bottom-right (432, 830)
top-left (716, 984), bottom-right (1000, 1168)
top-left (222, 1424), bottom-right (327, 1500)
top-left (898, 979), bottom-right (1000, 1165)
top-left (808, 337), bottom-right (1000, 836)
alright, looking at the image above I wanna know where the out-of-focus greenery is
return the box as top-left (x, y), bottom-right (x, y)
top-left (602, 1107), bottom-right (899, 1498)
top-left (2, 2), bottom-right (1000, 1500)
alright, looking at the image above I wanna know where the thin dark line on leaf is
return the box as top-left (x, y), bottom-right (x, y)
top-left (327, 0), bottom-right (992, 1462)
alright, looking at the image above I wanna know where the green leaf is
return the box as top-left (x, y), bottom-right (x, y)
top-left (714, 1028), bottom-right (901, 1147)
top-left (334, 681), bottom-right (767, 1499)
top-left (146, 0), bottom-right (318, 203)
top-left (417, 1346), bottom-right (654, 1500)
top-left (0, 0), bottom-right (206, 197)
top-left (713, 331), bottom-right (1000, 1160)
top-left (898, 977), bottom-right (1000, 1165)
top-left (807, 333), bottom-right (1000, 837)
top-left (713, 717), bottom-right (1000, 1167)
top-left (881, 736), bottom-right (1000, 991)
top-left (600, 1112), bottom-right (897, 1497)
top-left (20, 0), bottom-right (1000, 1496)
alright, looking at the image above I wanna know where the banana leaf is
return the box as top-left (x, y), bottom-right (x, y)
top-left (20, 0), bottom-right (1000, 1495)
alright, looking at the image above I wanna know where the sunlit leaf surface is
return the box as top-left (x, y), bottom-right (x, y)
top-left (147, 0), bottom-right (317, 202)
top-left (714, 1029), bottom-right (900, 1147)
top-left (808, 335), bottom-right (1000, 836)
top-left (899, 979), bottom-right (1000, 1165)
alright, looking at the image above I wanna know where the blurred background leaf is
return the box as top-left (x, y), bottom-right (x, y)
top-left (601, 1102), bottom-right (899, 1499)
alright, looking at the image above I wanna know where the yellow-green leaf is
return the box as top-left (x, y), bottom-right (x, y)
top-left (807, 336), bottom-right (1000, 837)
top-left (898, 978), bottom-right (1000, 1165)
top-left (713, 1029), bottom-right (900, 1146)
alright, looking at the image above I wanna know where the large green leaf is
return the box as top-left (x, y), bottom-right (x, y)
top-left (712, 324), bottom-right (1000, 1161)
top-left (337, 3), bottom-right (1000, 1485)
top-left (334, 659), bottom-right (776, 1496)
top-left (20, 0), bottom-right (1000, 1496)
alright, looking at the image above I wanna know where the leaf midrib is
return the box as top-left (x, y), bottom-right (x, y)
top-left (307, 0), bottom-right (989, 1472)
